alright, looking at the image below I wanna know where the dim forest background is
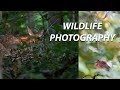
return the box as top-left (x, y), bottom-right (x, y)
top-left (0, 11), bottom-right (78, 79)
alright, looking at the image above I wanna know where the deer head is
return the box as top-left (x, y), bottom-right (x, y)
top-left (27, 27), bottom-right (44, 37)
top-left (18, 27), bottom-right (44, 44)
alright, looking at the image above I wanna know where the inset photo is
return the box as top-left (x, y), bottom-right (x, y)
top-left (78, 11), bottom-right (120, 79)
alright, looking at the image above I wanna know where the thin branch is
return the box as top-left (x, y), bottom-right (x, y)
top-left (82, 75), bottom-right (93, 79)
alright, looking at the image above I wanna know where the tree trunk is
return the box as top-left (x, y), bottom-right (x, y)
top-left (48, 11), bottom-right (63, 34)
top-left (0, 57), bottom-right (3, 79)
top-left (27, 11), bottom-right (35, 30)
top-left (0, 11), bottom-right (2, 20)
top-left (69, 11), bottom-right (78, 22)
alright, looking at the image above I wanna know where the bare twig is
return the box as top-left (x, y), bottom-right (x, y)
top-left (82, 73), bottom-right (104, 79)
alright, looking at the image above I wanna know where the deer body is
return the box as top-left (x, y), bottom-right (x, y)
top-left (0, 35), bottom-right (20, 79)
top-left (0, 27), bottom-right (43, 79)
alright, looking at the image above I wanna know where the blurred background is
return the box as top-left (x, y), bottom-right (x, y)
top-left (78, 11), bottom-right (120, 79)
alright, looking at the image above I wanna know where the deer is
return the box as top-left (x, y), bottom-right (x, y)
top-left (0, 27), bottom-right (43, 79)
top-left (18, 27), bottom-right (44, 44)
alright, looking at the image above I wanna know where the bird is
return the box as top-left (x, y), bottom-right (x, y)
top-left (95, 60), bottom-right (110, 71)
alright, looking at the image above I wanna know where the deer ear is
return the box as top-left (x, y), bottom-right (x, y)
top-left (38, 30), bottom-right (44, 37)
top-left (27, 26), bottom-right (34, 36)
